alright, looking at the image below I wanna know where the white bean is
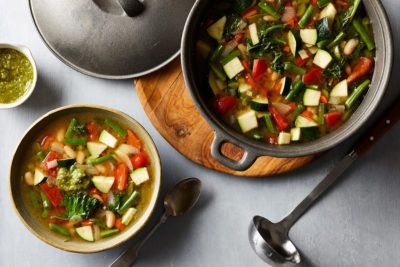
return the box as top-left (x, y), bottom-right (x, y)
top-left (93, 225), bottom-right (101, 241)
top-left (95, 163), bottom-right (107, 174)
top-left (105, 211), bottom-right (116, 228)
top-left (343, 39), bottom-right (359, 56)
top-left (24, 171), bottom-right (34, 186)
top-left (56, 128), bottom-right (66, 143)
top-left (76, 150), bottom-right (86, 164)
top-left (263, 15), bottom-right (277, 22)
top-left (64, 145), bottom-right (76, 159)
top-left (50, 142), bottom-right (64, 154)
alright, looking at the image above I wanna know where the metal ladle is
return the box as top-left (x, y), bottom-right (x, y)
top-left (249, 99), bottom-right (400, 265)
top-left (110, 178), bottom-right (202, 267)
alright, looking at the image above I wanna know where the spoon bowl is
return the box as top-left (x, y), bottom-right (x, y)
top-left (249, 216), bottom-right (301, 265)
top-left (164, 178), bottom-right (202, 217)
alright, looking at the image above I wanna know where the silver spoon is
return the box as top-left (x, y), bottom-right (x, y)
top-left (110, 177), bottom-right (202, 267)
top-left (249, 99), bottom-right (400, 265)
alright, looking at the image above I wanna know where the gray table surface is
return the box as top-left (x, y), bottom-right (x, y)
top-left (1, 1), bottom-right (399, 266)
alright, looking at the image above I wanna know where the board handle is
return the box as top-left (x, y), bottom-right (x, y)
top-left (211, 131), bottom-right (258, 171)
top-left (118, 0), bottom-right (144, 17)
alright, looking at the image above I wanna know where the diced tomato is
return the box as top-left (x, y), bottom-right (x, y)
top-left (347, 57), bottom-right (374, 84)
top-left (294, 57), bottom-right (307, 67)
top-left (130, 152), bottom-right (149, 169)
top-left (127, 129), bottom-right (142, 149)
top-left (114, 163), bottom-right (128, 191)
top-left (335, 0), bottom-right (350, 9)
top-left (101, 193), bottom-right (108, 203)
top-left (215, 95), bottom-right (237, 114)
top-left (42, 151), bottom-right (61, 177)
top-left (48, 207), bottom-right (66, 219)
top-left (252, 59), bottom-right (268, 80)
top-left (234, 33), bottom-right (244, 43)
top-left (320, 95), bottom-right (328, 104)
top-left (48, 217), bottom-right (67, 224)
top-left (269, 106), bottom-right (289, 131)
top-left (303, 65), bottom-right (325, 85)
top-left (302, 110), bottom-right (314, 119)
top-left (40, 183), bottom-right (63, 207)
top-left (282, 45), bottom-right (291, 54)
top-left (81, 220), bottom-right (94, 226)
top-left (86, 121), bottom-right (100, 141)
top-left (265, 134), bottom-right (278, 145)
top-left (41, 135), bottom-right (54, 150)
top-left (115, 218), bottom-right (126, 231)
top-left (89, 187), bottom-right (99, 195)
top-left (324, 111), bottom-right (342, 127)
top-left (242, 60), bottom-right (250, 73)
top-left (241, 6), bottom-right (257, 19)
top-left (288, 102), bottom-right (297, 111)
top-left (310, 0), bottom-right (318, 6)
top-left (287, 17), bottom-right (298, 28)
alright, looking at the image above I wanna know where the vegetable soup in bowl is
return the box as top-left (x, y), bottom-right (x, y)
top-left (181, 0), bottom-right (392, 171)
top-left (9, 105), bottom-right (161, 253)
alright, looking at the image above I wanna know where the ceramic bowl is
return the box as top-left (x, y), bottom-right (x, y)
top-left (0, 43), bottom-right (37, 109)
top-left (9, 105), bottom-right (162, 253)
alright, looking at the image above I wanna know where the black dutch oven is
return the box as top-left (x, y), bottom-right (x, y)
top-left (181, 0), bottom-right (393, 171)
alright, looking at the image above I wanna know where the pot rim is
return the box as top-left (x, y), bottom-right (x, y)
top-left (181, 0), bottom-right (393, 159)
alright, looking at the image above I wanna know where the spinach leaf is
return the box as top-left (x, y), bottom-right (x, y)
top-left (62, 192), bottom-right (101, 220)
top-left (324, 58), bottom-right (346, 80)
top-left (316, 17), bottom-right (332, 41)
top-left (73, 123), bottom-right (87, 136)
top-left (232, 0), bottom-right (252, 14)
top-left (224, 14), bottom-right (243, 37)
top-left (271, 51), bottom-right (284, 74)
top-left (340, 0), bottom-right (361, 27)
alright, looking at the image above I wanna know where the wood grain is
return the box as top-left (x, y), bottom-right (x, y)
top-left (135, 58), bottom-right (315, 177)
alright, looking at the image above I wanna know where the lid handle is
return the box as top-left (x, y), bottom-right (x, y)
top-left (118, 0), bottom-right (144, 17)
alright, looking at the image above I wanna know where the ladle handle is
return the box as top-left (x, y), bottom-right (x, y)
top-left (118, 0), bottom-right (144, 17)
top-left (110, 212), bottom-right (169, 267)
top-left (281, 98), bottom-right (400, 229)
top-left (280, 152), bottom-right (357, 229)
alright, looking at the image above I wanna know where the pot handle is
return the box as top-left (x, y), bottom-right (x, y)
top-left (211, 131), bottom-right (258, 171)
top-left (118, 0), bottom-right (144, 17)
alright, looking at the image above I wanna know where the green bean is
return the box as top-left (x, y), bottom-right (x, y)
top-left (264, 113), bottom-right (277, 134)
top-left (87, 154), bottom-right (114, 165)
top-left (40, 190), bottom-right (51, 209)
top-left (220, 50), bottom-right (241, 65)
top-left (64, 138), bottom-right (86, 146)
top-left (292, 104), bottom-right (305, 118)
top-left (100, 229), bottom-right (120, 238)
top-left (258, 2), bottom-right (281, 19)
top-left (210, 45), bottom-right (224, 62)
top-left (264, 24), bottom-right (287, 36)
top-left (286, 81), bottom-right (305, 101)
top-left (30, 190), bottom-right (40, 209)
top-left (352, 19), bottom-right (375, 51)
top-left (345, 80), bottom-right (371, 109)
top-left (49, 223), bottom-right (70, 237)
top-left (298, 5), bottom-right (314, 28)
top-left (65, 118), bottom-right (77, 138)
top-left (284, 63), bottom-right (306, 75)
top-left (210, 63), bottom-right (226, 81)
top-left (327, 32), bottom-right (346, 50)
top-left (317, 0), bottom-right (330, 8)
top-left (318, 103), bottom-right (326, 125)
top-left (118, 191), bottom-right (140, 215)
top-left (105, 118), bottom-right (127, 137)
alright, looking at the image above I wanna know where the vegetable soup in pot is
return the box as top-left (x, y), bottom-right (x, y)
top-left (196, 0), bottom-right (375, 145)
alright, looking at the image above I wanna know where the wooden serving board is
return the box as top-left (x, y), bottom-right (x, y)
top-left (135, 58), bottom-right (315, 177)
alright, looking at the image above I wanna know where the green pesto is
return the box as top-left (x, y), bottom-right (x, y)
top-left (56, 166), bottom-right (90, 191)
top-left (0, 48), bottom-right (33, 103)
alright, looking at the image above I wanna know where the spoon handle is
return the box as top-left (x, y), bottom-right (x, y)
top-left (281, 99), bottom-right (400, 229)
top-left (110, 212), bottom-right (169, 267)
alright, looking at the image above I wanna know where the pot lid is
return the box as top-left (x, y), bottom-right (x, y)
top-left (29, 0), bottom-right (195, 79)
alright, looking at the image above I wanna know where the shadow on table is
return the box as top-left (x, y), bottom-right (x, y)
top-left (19, 73), bottom-right (62, 112)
